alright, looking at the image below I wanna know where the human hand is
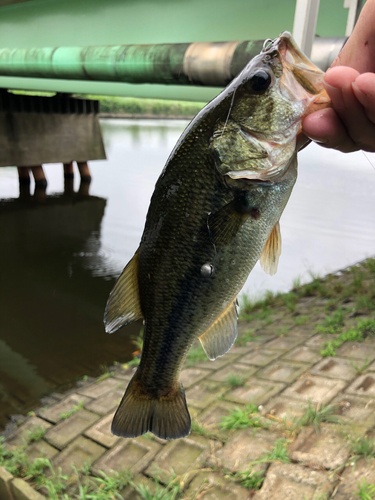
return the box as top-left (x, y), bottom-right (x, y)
top-left (302, 0), bottom-right (375, 152)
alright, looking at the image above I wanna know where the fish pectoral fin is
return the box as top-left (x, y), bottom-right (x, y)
top-left (259, 221), bottom-right (282, 276)
top-left (104, 249), bottom-right (143, 334)
top-left (199, 299), bottom-right (238, 360)
top-left (208, 198), bottom-right (250, 246)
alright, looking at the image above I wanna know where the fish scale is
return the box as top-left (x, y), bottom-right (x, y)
top-left (104, 31), bottom-right (330, 440)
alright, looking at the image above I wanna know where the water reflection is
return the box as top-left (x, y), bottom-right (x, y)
top-left (0, 188), bottom-right (141, 429)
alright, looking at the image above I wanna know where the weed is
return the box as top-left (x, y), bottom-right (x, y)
top-left (40, 464), bottom-right (68, 499)
top-left (134, 480), bottom-right (182, 500)
top-left (275, 326), bottom-right (289, 336)
top-left (234, 469), bottom-right (264, 489)
top-left (350, 436), bottom-right (375, 461)
top-left (282, 292), bottom-right (297, 312)
top-left (190, 420), bottom-right (217, 439)
top-left (127, 357), bottom-right (141, 367)
top-left (352, 268), bottom-right (365, 290)
top-left (89, 469), bottom-right (132, 499)
top-left (298, 401), bottom-right (340, 432)
top-left (354, 478), bottom-right (375, 499)
top-left (96, 366), bottom-right (111, 383)
top-left (235, 328), bottom-right (258, 346)
top-left (365, 258), bottom-right (375, 274)
top-left (226, 374), bottom-right (247, 388)
top-left (260, 438), bottom-right (290, 463)
top-left (220, 404), bottom-right (266, 430)
top-left (356, 295), bottom-right (375, 311)
top-left (316, 308), bottom-right (345, 334)
top-left (132, 328), bottom-right (144, 351)
top-left (293, 315), bottom-right (310, 326)
top-left (59, 401), bottom-right (84, 420)
top-left (27, 425), bottom-right (46, 443)
top-left (351, 358), bottom-right (372, 375)
top-left (187, 345), bottom-right (207, 367)
top-left (321, 318), bottom-right (375, 357)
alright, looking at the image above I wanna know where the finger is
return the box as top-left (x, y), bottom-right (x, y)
top-left (324, 68), bottom-right (375, 151)
top-left (302, 108), bottom-right (358, 152)
top-left (352, 72), bottom-right (375, 123)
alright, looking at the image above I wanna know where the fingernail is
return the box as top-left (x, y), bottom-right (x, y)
top-left (304, 134), bottom-right (328, 144)
top-left (323, 82), bottom-right (345, 110)
top-left (352, 82), bottom-right (368, 105)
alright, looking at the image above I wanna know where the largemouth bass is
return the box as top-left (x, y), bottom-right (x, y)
top-left (104, 32), bottom-right (329, 440)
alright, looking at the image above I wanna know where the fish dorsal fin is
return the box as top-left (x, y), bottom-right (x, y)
top-left (104, 250), bottom-right (143, 334)
top-left (198, 300), bottom-right (238, 360)
top-left (260, 221), bottom-right (282, 276)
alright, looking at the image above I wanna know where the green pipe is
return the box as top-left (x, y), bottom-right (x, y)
top-left (0, 41), bottom-right (264, 87)
top-left (0, 37), bottom-right (344, 87)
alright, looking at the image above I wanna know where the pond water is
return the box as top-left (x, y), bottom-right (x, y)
top-left (0, 118), bottom-right (374, 429)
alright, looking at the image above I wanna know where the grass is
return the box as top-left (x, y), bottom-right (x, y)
top-left (316, 308), bottom-right (345, 334)
top-left (350, 436), bottom-right (375, 462)
top-left (233, 469), bottom-right (265, 490)
top-left (82, 94), bottom-right (206, 117)
top-left (351, 357), bottom-right (372, 375)
top-left (96, 365), bottom-right (112, 383)
top-left (281, 292), bottom-right (297, 312)
top-left (355, 479), bottom-right (375, 499)
top-left (321, 318), bottom-right (375, 357)
top-left (219, 404), bottom-right (266, 431)
top-left (293, 315), bottom-right (310, 326)
top-left (226, 374), bottom-right (247, 388)
top-left (59, 400), bottom-right (84, 420)
top-left (297, 401), bottom-right (340, 432)
top-left (235, 328), bottom-right (259, 346)
top-left (27, 426), bottom-right (47, 443)
top-left (187, 344), bottom-right (207, 367)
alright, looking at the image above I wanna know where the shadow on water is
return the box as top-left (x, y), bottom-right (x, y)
top-left (0, 184), bottom-right (142, 430)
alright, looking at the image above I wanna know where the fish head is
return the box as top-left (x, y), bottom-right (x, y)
top-left (211, 31), bottom-right (330, 182)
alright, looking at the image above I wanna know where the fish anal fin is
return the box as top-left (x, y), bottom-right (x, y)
top-left (112, 373), bottom-right (191, 440)
top-left (260, 221), bottom-right (282, 276)
top-left (104, 249), bottom-right (143, 334)
top-left (199, 300), bottom-right (238, 360)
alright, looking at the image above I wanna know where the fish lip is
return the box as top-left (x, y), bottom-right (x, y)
top-left (240, 121), bottom-right (300, 145)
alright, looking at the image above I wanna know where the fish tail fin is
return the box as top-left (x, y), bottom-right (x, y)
top-left (111, 373), bottom-right (191, 440)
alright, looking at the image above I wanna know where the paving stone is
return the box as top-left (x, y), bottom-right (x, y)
top-left (0, 465), bottom-right (13, 500)
top-left (240, 349), bottom-right (281, 367)
top-left (214, 428), bottom-right (281, 473)
top-left (282, 374), bottom-right (347, 404)
top-left (287, 325), bottom-right (317, 338)
top-left (262, 396), bottom-right (309, 422)
top-left (185, 471), bottom-right (250, 500)
top-left (346, 373), bottom-right (375, 397)
top-left (225, 378), bottom-right (286, 406)
top-left (111, 366), bottom-right (136, 382)
top-left (5, 417), bottom-right (52, 450)
top-left (330, 394), bottom-right (375, 429)
top-left (207, 362), bottom-right (258, 383)
top-left (145, 435), bottom-right (220, 483)
top-left (336, 342), bottom-right (375, 361)
top-left (11, 478), bottom-right (45, 500)
top-left (256, 360), bottom-right (307, 383)
top-left (120, 473), bottom-right (157, 500)
top-left (51, 436), bottom-right (105, 477)
top-left (180, 367), bottom-right (212, 389)
top-left (44, 410), bottom-right (99, 449)
top-left (92, 435), bottom-right (161, 477)
top-left (252, 462), bottom-right (336, 500)
top-left (36, 393), bottom-right (92, 424)
top-left (84, 411), bottom-right (120, 448)
top-left (282, 345), bottom-right (322, 364)
top-left (263, 337), bottom-right (303, 352)
top-left (84, 389), bottom-right (123, 415)
top-left (367, 359), bottom-right (375, 371)
top-left (185, 380), bottom-right (228, 409)
top-left (333, 458), bottom-right (375, 500)
top-left (194, 353), bottom-right (240, 371)
top-left (24, 440), bottom-right (59, 461)
top-left (310, 357), bottom-right (357, 381)
top-left (229, 344), bottom-right (260, 355)
top-left (76, 377), bottom-right (126, 399)
top-left (288, 424), bottom-right (351, 469)
top-left (305, 334), bottom-right (334, 349)
top-left (195, 400), bottom-right (242, 431)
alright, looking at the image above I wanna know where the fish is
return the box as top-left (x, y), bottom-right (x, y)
top-left (104, 32), bottom-right (330, 440)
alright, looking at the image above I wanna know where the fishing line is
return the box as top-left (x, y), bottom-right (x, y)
top-left (221, 88), bottom-right (237, 137)
top-left (361, 150), bottom-right (375, 171)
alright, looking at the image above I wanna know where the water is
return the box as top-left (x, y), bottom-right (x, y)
top-left (0, 118), bottom-right (374, 429)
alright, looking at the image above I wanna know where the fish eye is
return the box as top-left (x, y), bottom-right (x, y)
top-left (247, 70), bottom-right (272, 93)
